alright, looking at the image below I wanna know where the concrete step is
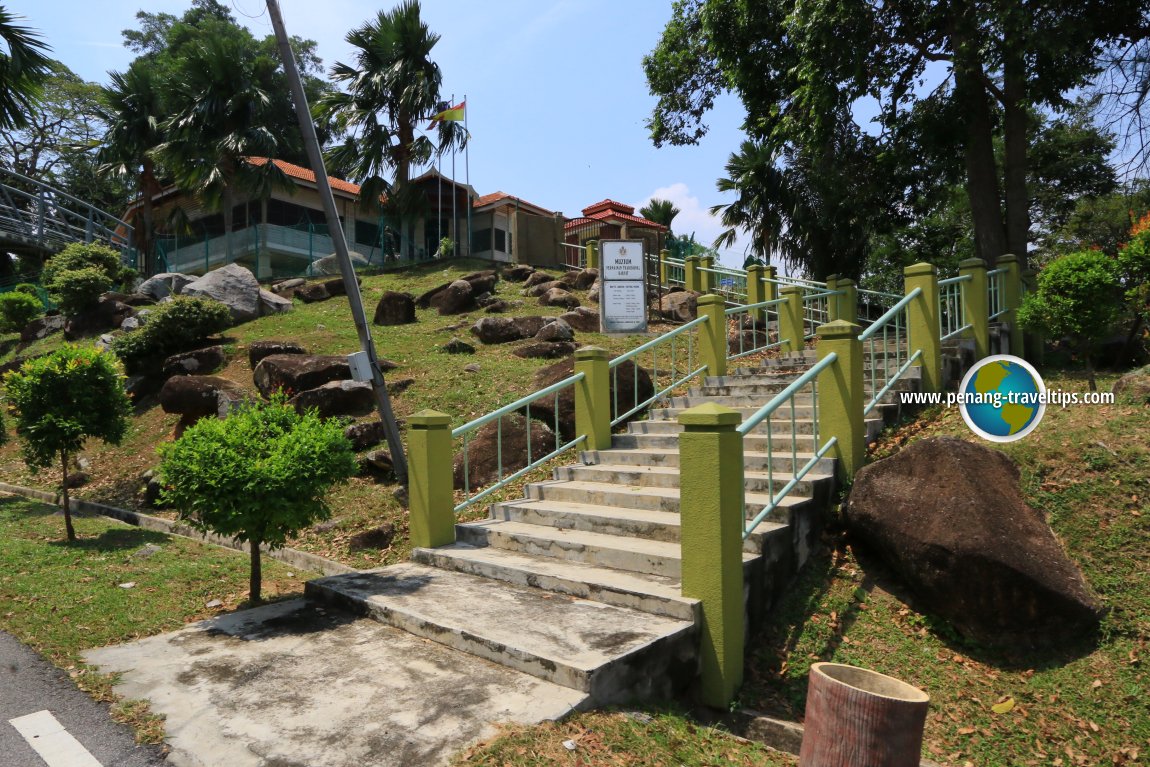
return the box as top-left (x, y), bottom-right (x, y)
top-left (526, 479), bottom-right (813, 521)
top-left (412, 542), bottom-right (699, 622)
top-left (552, 463), bottom-right (831, 498)
top-left (581, 447), bottom-right (835, 475)
top-left (490, 495), bottom-right (800, 554)
top-left (611, 430), bottom-right (819, 453)
top-left (629, 416), bottom-right (821, 436)
top-left (306, 563), bottom-right (696, 704)
top-left (455, 518), bottom-right (762, 579)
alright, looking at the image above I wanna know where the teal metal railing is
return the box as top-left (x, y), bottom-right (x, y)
top-left (561, 242), bottom-right (586, 269)
top-left (699, 265), bottom-right (749, 305)
top-left (801, 289), bottom-right (839, 339)
top-left (938, 274), bottom-right (973, 342)
top-left (725, 298), bottom-right (787, 360)
top-left (736, 353), bottom-right (839, 540)
top-left (859, 288), bottom-right (922, 416)
top-left (608, 315), bottom-right (709, 426)
top-left (987, 267), bottom-right (1007, 320)
top-left (857, 287), bottom-right (900, 325)
top-left (452, 372), bottom-right (587, 513)
top-left (664, 255), bottom-right (686, 288)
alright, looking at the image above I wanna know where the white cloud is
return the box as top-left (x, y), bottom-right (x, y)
top-left (636, 182), bottom-right (745, 267)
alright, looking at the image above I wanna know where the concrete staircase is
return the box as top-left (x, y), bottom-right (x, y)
top-left (308, 350), bottom-right (919, 707)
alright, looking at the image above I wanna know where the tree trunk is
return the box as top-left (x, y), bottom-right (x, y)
top-left (249, 540), bottom-right (262, 603)
top-left (799, 663), bottom-right (930, 767)
top-left (952, 36), bottom-right (1007, 267)
top-left (60, 449), bottom-right (75, 542)
top-left (1002, 38), bottom-right (1030, 268)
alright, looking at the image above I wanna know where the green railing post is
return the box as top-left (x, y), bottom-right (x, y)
top-left (585, 241), bottom-right (596, 271)
top-left (997, 254), bottom-right (1024, 357)
top-left (825, 275), bottom-right (840, 321)
top-left (685, 255), bottom-right (702, 293)
top-left (817, 321), bottom-right (865, 482)
top-left (746, 264), bottom-right (767, 323)
top-left (779, 285), bottom-right (805, 354)
top-left (959, 258), bottom-right (989, 359)
top-left (588, 240), bottom-right (600, 271)
top-left (575, 347), bottom-right (611, 451)
top-left (659, 248), bottom-right (669, 289)
top-left (904, 262), bottom-right (942, 393)
top-left (407, 410), bottom-right (456, 548)
top-left (765, 266), bottom-right (778, 304)
top-left (836, 278), bottom-right (858, 325)
top-left (678, 402), bottom-right (745, 708)
top-left (698, 294), bottom-right (728, 378)
top-left (700, 255), bottom-right (715, 293)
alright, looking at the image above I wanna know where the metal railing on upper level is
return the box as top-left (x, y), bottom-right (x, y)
top-left (987, 267), bottom-right (1007, 320)
top-left (938, 274), bottom-right (973, 342)
top-left (857, 287), bottom-right (900, 325)
top-left (560, 242), bottom-right (586, 269)
top-left (801, 289), bottom-right (838, 339)
top-left (858, 288), bottom-right (922, 416)
top-left (736, 353), bottom-right (839, 540)
top-left (699, 264), bottom-right (749, 305)
top-left (0, 169), bottom-right (135, 260)
top-left (452, 372), bottom-right (588, 513)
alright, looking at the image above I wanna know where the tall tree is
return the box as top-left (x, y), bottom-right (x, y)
top-left (645, 0), bottom-right (1147, 269)
top-left (0, 6), bottom-right (53, 131)
top-left (318, 0), bottom-right (464, 257)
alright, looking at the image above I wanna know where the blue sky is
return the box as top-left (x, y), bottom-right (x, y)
top-left (12, 0), bottom-right (756, 265)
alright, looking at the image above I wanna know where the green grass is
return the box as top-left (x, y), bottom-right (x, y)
top-left (0, 493), bottom-right (317, 742)
top-left (742, 370), bottom-right (1150, 767)
top-left (453, 709), bottom-right (795, 766)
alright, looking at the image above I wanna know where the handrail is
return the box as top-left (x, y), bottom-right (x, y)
top-left (738, 352), bottom-right (837, 436)
top-left (724, 297), bottom-right (787, 316)
top-left (937, 274), bottom-right (972, 286)
top-left (985, 267), bottom-right (1007, 277)
top-left (863, 350), bottom-right (922, 416)
top-left (610, 315), bottom-right (707, 367)
top-left (859, 287), bottom-right (921, 342)
top-left (743, 438), bottom-right (837, 540)
top-left (609, 315), bottom-right (709, 426)
top-left (858, 287), bottom-right (901, 300)
top-left (452, 372), bottom-right (585, 438)
top-left (725, 298), bottom-right (788, 359)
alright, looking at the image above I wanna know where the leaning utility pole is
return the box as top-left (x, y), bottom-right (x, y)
top-left (265, 0), bottom-right (408, 483)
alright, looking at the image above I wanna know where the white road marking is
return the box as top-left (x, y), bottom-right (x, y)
top-left (8, 710), bottom-right (104, 767)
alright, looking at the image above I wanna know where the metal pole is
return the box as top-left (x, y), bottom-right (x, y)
top-left (465, 94), bottom-right (471, 258)
top-left (265, 0), bottom-right (409, 483)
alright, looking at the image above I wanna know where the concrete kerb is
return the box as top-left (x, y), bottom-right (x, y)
top-left (0, 482), bottom-right (357, 576)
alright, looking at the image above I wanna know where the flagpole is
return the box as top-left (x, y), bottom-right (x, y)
top-left (437, 146), bottom-right (442, 254)
top-left (465, 93), bottom-right (471, 258)
top-left (451, 94), bottom-right (457, 259)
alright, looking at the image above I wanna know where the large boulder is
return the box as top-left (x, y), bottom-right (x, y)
top-left (513, 341), bottom-right (577, 359)
top-left (453, 415), bottom-right (556, 490)
top-left (503, 265), bottom-right (535, 282)
top-left (512, 316), bottom-right (550, 338)
top-left (416, 271), bottom-right (498, 309)
top-left (559, 268), bottom-right (598, 290)
top-left (20, 315), bottom-right (64, 343)
top-left (305, 251), bottom-right (369, 277)
top-left (845, 437), bottom-right (1105, 648)
top-left (535, 318), bottom-right (574, 343)
top-left (288, 380), bottom-right (374, 418)
top-left (429, 280), bottom-right (474, 316)
top-left (180, 263), bottom-right (260, 323)
top-left (258, 289), bottom-right (293, 316)
top-left (248, 340), bottom-right (307, 369)
top-left (158, 375), bottom-right (247, 437)
top-left (526, 280), bottom-right (565, 298)
top-left (253, 354), bottom-right (351, 398)
top-left (657, 290), bottom-right (701, 322)
top-left (64, 296), bottom-right (134, 340)
top-left (1112, 365), bottom-right (1150, 404)
top-left (162, 345), bottom-right (227, 377)
top-left (345, 420), bottom-right (387, 451)
top-left (527, 357), bottom-right (654, 441)
top-left (138, 272), bottom-right (195, 301)
top-left (471, 316), bottom-right (524, 345)
top-left (559, 307), bottom-right (600, 333)
top-left (539, 287), bottom-right (581, 309)
top-left (373, 291), bottom-right (417, 326)
top-left (523, 271), bottom-right (556, 289)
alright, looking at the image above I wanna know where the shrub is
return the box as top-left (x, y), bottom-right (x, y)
top-left (1018, 250), bottom-right (1123, 391)
top-left (13, 283), bottom-right (39, 296)
top-left (112, 296), bottom-right (232, 373)
top-left (158, 395), bottom-right (356, 602)
top-left (41, 242), bottom-right (122, 286)
top-left (0, 291), bottom-right (42, 332)
top-left (48, 267), bottom-right (113, 315)
top-left (4, 346), bottom-right (132, 541)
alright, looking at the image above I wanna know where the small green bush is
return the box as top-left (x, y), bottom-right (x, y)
top-left (48, 266), bottom-right (113, 315)
top-left (41, 243), bottom-right (122, 285)
top-left (13, 283), bottom-right (39, 296)
top-left (0, 291), bottom-right (42, 332)
top-left (112, 296), bottom-right (232, 373)
top-left (159, 394), bottom-right (356, 601)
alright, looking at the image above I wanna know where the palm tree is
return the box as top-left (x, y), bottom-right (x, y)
top-left (639, 198), bottom-right (681, 234)
top-left (157, 32), bottom-right (287, 261)
top-left (0, 6), bottom-right (53, 131)
top-left (711, 139), bottom-right (791, 264)
top-left (99, 62), bottom-right (166, 272)
top-left (318, 0), bottom-right (462, 258)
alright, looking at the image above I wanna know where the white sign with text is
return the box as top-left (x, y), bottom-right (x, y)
top-left (599, 239), bottom-right (648, 334)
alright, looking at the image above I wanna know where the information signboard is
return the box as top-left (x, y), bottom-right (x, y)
top-left (598, 240), bottom-right (648, 334)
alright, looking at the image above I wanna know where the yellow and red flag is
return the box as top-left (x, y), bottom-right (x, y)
top-left (428, 100), bottom-right (466, 129)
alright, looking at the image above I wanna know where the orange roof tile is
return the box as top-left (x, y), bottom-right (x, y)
top-left (582, 198), bottom-right (635, 217)
top-left (247, 157), bottom-right (363, 197)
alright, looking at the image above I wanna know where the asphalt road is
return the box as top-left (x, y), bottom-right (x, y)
top-left (0, 631), bottom-right (167, 767)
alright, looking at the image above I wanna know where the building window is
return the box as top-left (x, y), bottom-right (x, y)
top-left (494, 228), bottom-right (506, 253)
top-left (472, 227), bottom-right (492, 252)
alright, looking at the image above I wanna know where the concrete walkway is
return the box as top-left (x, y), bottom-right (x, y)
top-left (84, 599), bottom-right (586, 767)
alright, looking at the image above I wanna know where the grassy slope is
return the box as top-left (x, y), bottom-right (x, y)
top-left (0, 260), bottom-right (672, 569)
